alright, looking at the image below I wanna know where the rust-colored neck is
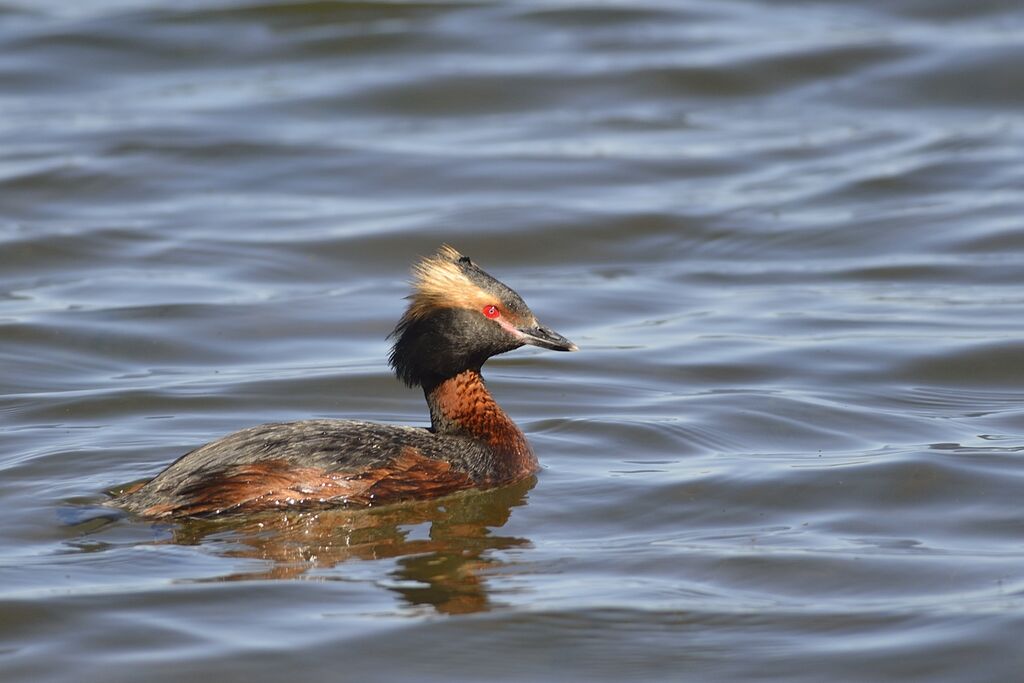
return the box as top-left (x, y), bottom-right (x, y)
top-left (425, 369), bottom-right (538, 481)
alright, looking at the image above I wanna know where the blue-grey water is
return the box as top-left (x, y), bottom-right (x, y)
top-left (2, 1), bottom-right (1024, 681)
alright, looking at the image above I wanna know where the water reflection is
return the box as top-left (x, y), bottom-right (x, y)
top-left (162, 479), bottom-right (535, 614)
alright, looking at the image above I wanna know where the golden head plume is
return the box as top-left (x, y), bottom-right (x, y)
top-left (404, 244), bottom-right (491, 321)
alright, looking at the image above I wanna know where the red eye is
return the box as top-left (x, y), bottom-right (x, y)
top-left (483, 304), bottom-right (500, 319)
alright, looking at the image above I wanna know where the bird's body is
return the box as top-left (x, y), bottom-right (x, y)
top-left (115, 246), bottom-right (575, 518)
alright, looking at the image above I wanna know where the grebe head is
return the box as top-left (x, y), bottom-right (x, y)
top-left (389, 245), bottom-right (577, 389)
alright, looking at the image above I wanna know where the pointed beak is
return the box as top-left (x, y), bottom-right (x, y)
top-left (518, 323), bottom-right (579, 352)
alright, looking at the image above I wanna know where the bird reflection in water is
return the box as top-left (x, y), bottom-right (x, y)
top-left (162, 477), bottom-right (536, 614)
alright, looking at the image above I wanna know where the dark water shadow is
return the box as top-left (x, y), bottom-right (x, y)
top-left (67, 478), bottom-right (536, 615)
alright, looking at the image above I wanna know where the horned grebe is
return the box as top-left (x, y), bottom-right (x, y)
top-left (116, 245), bottom-right (576, 518)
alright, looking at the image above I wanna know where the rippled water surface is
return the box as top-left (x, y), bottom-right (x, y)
top-left (3, 1), bottom-right (1024, 681)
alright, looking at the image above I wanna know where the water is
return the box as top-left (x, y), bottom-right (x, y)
top-left (2, 0), bottom-right (1024, 680)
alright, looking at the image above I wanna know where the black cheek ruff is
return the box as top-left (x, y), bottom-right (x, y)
top-left (389, 308), bottom-right (523, 388)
